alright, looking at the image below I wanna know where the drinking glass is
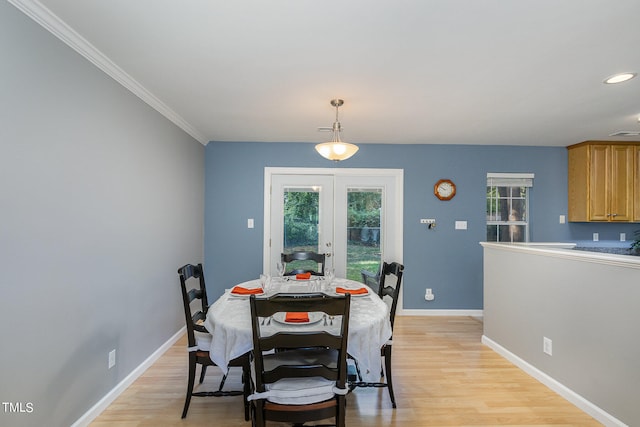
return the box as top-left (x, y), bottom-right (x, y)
top-left (259, 274), bottom-right (271, 292)
top-left (325, 268), bottom-right (335, 284)
top-left (323, 269), bottom-right (335, 292)
top-left (275, 262), bottom-right (285, 278)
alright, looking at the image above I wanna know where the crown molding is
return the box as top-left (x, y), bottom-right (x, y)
top-left (8, 0), bottom-right (208, 145)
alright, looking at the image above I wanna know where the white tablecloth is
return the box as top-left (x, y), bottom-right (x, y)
top-left (204, 278), bottom-right (392, 383)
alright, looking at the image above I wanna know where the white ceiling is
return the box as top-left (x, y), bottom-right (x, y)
top-left (16, 0), bottom-right (640, 146)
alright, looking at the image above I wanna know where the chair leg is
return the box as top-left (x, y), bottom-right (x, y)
top-left (217, 372), bottom-right (228, 391)
top-left (337, 395), bottom-right (346, 427)
top-left (353, 358), bottom-right (363, 381)
top-left (199, 364), bottom-right (207, 384)
top-left (182, 354), bottom-right (197, 418)
top-left (243, 364), bottom-right (251, 421)
top-left (384, 345), bottom-right (396, 408)
top-left (250, 403), bottom-right (257, 427)
top-left (254, 401), bottom-right (265, 427)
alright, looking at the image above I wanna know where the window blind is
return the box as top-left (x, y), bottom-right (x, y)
top-left (486, 173), bottom-right (534, 187)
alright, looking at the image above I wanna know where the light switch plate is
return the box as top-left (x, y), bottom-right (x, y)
top-left (455, 221), bottom-right (467, 230)
top-left (247, 218), bottom-right (254, 229)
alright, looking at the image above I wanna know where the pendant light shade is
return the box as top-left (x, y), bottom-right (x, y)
top-left (315, 141), bottom-right (359, 161)
top-left (315, 99), bottom-right (359, 161)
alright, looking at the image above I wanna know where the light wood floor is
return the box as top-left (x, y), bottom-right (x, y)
top-left (90, 316), bottom-right (601, 426)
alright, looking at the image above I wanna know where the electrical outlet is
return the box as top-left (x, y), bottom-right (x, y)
top-left (425, 288), bottom-right (434, 301)
top-left (559, 215), bottom-right (566, 224)
top-left (620, 233), bottom-right (626, 242)
top-left (108, 349), bottom-right (116, 369)
top-left (543, 337), bottom-right (552, 356)
top-left (593, 232), bottom-right (599, 242)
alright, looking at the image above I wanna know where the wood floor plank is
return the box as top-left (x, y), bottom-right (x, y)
top-left (90, 316), bottom-right (602, 426)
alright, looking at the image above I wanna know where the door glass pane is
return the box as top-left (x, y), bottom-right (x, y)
top-left (346, 188), bottom-right (382, 281)
top-left (283, 187), bottom-right (320, 271)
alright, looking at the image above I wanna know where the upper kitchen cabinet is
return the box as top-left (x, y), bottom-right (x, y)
top-left (567, 141), bottom-right (638, 222)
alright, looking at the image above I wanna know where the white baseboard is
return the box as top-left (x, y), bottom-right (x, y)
top-left (482, 335), bottom-right (628, 427)
top-left (400, 308), bottom-right (483, 317)
top-left (71, 326), bottom-right (186, 427)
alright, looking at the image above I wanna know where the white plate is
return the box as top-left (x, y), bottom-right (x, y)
top-left (271, 311), bottom-right (324, 325)
top-left (278, 284), bottom-right (315, 294)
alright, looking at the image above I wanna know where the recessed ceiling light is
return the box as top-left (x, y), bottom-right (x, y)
top-left (603, 72), bottom-right (637, 84)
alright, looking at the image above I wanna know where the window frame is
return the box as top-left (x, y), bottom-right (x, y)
top-left (486, 173), bottom-right (534, 243)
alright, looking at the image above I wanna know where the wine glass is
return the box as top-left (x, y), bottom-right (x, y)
top-left (275, 262), bottom-right (285, 278)
top-left (323, 269), bottom-right (335, 292)
top-left (325, 268), bottom-right (335, 284)
top-left (259, 274), bottom-right (271, 292)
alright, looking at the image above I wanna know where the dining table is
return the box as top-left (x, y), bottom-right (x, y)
top-left (203, 276), bottom-right (392, 383)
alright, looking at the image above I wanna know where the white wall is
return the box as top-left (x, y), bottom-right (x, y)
top-left (0, 2), bottom-right (204, 426)
top-left (482, 243), bottom-right (640, 426)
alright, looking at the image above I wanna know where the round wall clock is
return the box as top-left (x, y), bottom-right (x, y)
top-left (434, 179), bottom-right (456, 201)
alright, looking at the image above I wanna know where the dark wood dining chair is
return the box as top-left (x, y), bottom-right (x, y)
top-left (360, 267), bottom-right (380, 289)
top-left (281, 251), bottom-right (326, 276)
top-left (351, 261), bottom-right (404, 408)
top-left (178, 263), bottom-right (251, 419)
top-left (248, 292), bottom-right (351, 427)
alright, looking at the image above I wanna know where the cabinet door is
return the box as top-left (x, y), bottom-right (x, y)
top-left (588, 145), bottom-right (609, 221)
top-left (567, 144), bottom-right (589, 221)
top-left (610, 145), bottom-right (634, 221)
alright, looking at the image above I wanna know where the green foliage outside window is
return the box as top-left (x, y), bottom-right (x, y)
top-left (348, 190), bottom-right (381, 227)
top-left (284, 191), bottom-right (319, 247)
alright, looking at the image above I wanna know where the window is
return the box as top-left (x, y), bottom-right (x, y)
top-left (486, 173), bottom-right (534, 242)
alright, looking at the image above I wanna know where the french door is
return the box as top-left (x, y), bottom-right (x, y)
top-left (264, 168), bottom-right (403, 281)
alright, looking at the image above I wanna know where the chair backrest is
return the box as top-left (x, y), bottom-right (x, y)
top-left (360, 268), bottom-right (380, 289)
top-left (178, 263), bottom-right (209, 349)
top-left (378, 262), bottom-right (404, 330)
top-left (249, 293), bottom-right (351, 394)
top-left (281, 251), bottom-right (326, 276)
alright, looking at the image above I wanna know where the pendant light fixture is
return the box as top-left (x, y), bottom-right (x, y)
top-left (315, 99), bottom-right (359, 161)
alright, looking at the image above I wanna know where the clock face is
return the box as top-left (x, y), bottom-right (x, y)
top-left (434, 179), bottom-right (456, 200)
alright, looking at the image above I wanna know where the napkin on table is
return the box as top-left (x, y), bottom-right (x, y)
top-left (231, 286), bottom-right (264, 295)
top-left (335, 287), bottom-right (368, 295)
top-left (285, 312), bottom-right (310, 323)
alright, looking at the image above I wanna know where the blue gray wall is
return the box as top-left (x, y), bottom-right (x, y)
top-left (204, 141), bottom-right (639, 309)
top-left (1, 3), bottom-right (204, 426)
